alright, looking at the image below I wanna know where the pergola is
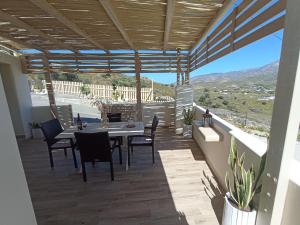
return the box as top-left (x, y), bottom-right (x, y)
top-left (1, 1), bottom-right (299, 225)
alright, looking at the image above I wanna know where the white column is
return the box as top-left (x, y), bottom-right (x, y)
top-left (0, 75), bottom-right (37, 225)
top-left (257, 0), bottom-right (300, 224)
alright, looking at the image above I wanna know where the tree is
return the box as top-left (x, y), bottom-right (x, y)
top-left (80, 85), bottom-right (90, 96)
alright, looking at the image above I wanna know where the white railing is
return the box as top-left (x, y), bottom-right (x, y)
top-left (44, 80), bottom-right (154, 102)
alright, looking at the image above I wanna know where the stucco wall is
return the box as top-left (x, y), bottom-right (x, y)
top-left (0, 75), bottom-right (37, 225)
top-left (32, 102), bottom-right (176, 127)
top-left (193, 104), bottom-right (267, 193)
top-left (0, 53), bottom-right (32, 138)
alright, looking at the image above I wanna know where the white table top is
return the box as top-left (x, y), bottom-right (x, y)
top-left (55, 122), bottom-right (144, 139)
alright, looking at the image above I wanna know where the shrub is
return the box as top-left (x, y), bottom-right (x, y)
top-left (222, 100), bottom-right (229, 105)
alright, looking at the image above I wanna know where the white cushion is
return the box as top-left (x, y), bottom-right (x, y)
top-left (198, 127), bottom-right (220, 142)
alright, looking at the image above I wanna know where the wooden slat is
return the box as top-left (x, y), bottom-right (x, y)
top-left (29, 0), bottom-right (107, 51)
top-left (234, 15), bottom-right (285, 51)
top-left (0, 10), bottom-right (76, 52)
top-left (163, 0), bottom-right (175, 50)
top-left (0, 33), bottom-right (45, 52)
top-left (192, 15), bottom-right (285, 71)
top-left (98, 0), bottom-right (134, 49)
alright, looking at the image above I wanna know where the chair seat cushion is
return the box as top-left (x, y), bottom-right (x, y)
top-left (131, 136), bottom-right (153, 145)
top-left (51, 139), bottom-right (72, 149)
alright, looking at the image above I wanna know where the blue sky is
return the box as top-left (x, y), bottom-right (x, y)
top-left (140, 30), bottom-right (283, 84)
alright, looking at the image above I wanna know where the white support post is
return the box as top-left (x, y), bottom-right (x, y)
top-left (257, 0), bottom-right (300, 224)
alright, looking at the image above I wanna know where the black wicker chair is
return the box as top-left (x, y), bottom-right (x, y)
top-left (40, 119), bottom-right (78, 168)
top-left (74, 131), bottom-right (118, 182)
top-left (127, 116), bottom-right (159, 166)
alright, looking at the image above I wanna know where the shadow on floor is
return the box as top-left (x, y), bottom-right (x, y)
top-left (202, 171), bottom-right (225, 224)
top-left (20, 127), bottom-right (216, 225)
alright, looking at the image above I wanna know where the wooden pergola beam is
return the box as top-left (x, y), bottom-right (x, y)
top-left (190, 0), bottom-right (235, 52)
top-left (135, 51), bottom-right (142, 121)
top-left (29, 0), bottom-right (108, 52)
top-left (98, 0), bottom-right (135, 50)
top-left (0, 10), bottom-right (76, 52)
top-left (163, 0), bottom-right (175, 50)
top-left (0, 33), bottom-right (45, 53)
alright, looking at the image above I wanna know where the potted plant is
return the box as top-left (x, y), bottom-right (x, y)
top-left (222, 137), bottom-right (266, 225)
top-left (30, 122), bottom-right (44, 139)
top-left (182, 108), bottom-right (195, 138)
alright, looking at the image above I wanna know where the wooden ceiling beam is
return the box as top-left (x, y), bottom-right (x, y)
top-left (163, 0), bottom-right (175, 50)
top-left (98, 0), bottom-right (135, 50)
top-left (0, 10), bottom-right (76, 52)
top-left (29, 0), bottom-right (108, 52)
top-left (0, 33), bottom-right (45, 53)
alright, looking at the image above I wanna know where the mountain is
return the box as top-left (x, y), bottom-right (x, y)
top-left (191, 61), bottom-right (279, 89)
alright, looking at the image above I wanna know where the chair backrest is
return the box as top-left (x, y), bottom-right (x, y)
top-left (74, 131), bottom-right (112, 162)
top-left (40, 119), bottom-right (63, 146)
top-left (107, 112), bottom-right (122, 122)
top-left (151, 115), bottom-right (159, 138)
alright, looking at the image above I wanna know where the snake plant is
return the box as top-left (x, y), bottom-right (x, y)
top-left (182, 108), bottom-right (195, 125)
top-left (225, 137), bottom-right (266, 210)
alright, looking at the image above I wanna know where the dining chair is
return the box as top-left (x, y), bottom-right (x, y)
top-left (127, 116), bottom-right (159, 166)
top-left (107, 112), bottom-right (123, 164)
top-left (40, 119), bottom-right (78, 169)
top-left (74, 131), bottom-right (118, 182)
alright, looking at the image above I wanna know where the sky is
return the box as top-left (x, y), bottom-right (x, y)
top-left (140, 30), bottom-right (284, 84)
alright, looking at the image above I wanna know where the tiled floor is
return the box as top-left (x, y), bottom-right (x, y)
top-left (19, 128), bottom-right (224, 225)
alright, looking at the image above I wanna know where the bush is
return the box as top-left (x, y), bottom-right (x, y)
top-left (217, 96), bottom-right (224, 99)
top-left (199, 96), bottom-right (206, 103)
top-left (222, 100), bottom-right (229, 105)
top-left (204, 88), bottom-right (209, 92)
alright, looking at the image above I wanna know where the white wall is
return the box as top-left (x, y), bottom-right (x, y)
top-left (32, 102), bottom-right (176, 127)
top-left (281, 160), bottom-right (300, 225)
top-left (0, 53), bottom-right (32, 138)
top-left (193, 104), bottom-right (267, 201)
top-left (0, 75), bottom-right (37, 225)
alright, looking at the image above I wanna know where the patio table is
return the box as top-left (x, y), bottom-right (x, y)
top-left (55, 121), bottom-right (144, 170)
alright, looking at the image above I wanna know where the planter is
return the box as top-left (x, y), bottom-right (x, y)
top-left (183, 124), bottom-right (192, 138)
top-left (32, 128), bottom-right (44, 139)
top-left (222, 193), bottom-right (257, 225)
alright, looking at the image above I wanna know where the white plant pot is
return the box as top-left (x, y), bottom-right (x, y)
top-left (32, 128), bottom-right (44, 139)
top-left (222, 193), bottom-right (256, 225)
top-left (183, 124), bottom-right (192, 138)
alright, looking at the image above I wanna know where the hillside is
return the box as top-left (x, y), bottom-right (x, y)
top-left (29, 72), bottom-right (175, 98)
top-left (191, 61), bottom-right (278, 88)
top-left (192, 61), bottom-right (279, 136)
